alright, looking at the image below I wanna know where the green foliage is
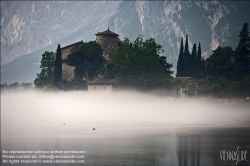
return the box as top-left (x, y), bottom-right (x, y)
top-left (113, 36), bottom-right (173, 90)
top-left (1, 82), bottom-right (33, 90)
top-left (1, 83), bottom-right (9, 90)
top-left (234, 23), bottom-right (250, 81)
top-left (62, 79), bottom-right (87, 90)
top-left (54, 44), bottom-right (62, 88)
top-left (175, 23), bottom-right (250, 98)
top-left (197, 76), bottom-right (244, 98)
top-left (34, 51), bottom-right (55, 88)
top-left (9, 82), bottom-right (19, 88)
top-left (205, 46), bottom-right (234, 80)
top-left (242, 76), bottom-right (250, 94)
top-left (159, 56), bottom-right (173, 75)
top-left (67, 41), bottom-right (106, 81)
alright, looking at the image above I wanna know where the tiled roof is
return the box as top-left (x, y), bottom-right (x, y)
top-left (61, 41), bottom-right (83, 49)
top-left (95, 28), bottom-right (119, 36)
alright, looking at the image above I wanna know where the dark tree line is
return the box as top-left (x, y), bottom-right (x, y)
top-left (196, 23), bottom-right (250, 97)
top-left (176, 35), bottom-right (205, 79)
top-left (34, 44), bottom-right (62, 89)
top-left (1, 82), bottom-right (33, 90)
top-left (205, 23), bottom-right (250, 83)
top-left (112, 36), bottom-right (173, 89)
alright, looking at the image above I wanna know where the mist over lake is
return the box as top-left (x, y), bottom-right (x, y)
top-left (1, 90), bottom-right (250, 166)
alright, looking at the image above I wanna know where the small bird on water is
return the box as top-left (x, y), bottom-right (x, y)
top-left (93, 128), bottom-right (95, 130)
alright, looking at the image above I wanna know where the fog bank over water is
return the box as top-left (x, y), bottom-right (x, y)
top-left (1, 90), bottom-right (250, 138)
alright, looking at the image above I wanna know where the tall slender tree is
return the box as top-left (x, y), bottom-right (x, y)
top-left (54, 44), bottom-right (62, 88)
top-left (196, 42), bottom-right (202, 79)
top-left (234, 23), bottom-right (250, 81)
top-left (176, 38), bottom-right (185, 77)
top-left (184, 34), bottom-right (191, 77)
top-left (190, 43), bottom-right (197, 78)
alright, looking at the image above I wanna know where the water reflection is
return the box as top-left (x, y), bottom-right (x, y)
top-left (175, 128), bottom-right (250, 166)
top-left (177, 134), bottom-right (201, 166)
top-left (1, 128), bottom-right (250, 166)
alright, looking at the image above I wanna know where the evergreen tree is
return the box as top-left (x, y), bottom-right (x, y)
top-left (176, 38), bottom-right (185, 77)
top-left (190, 43), bottom-right (197, 78)
top-left (205, 46), bottom-right (234, 79)
top-left (184, 34), bottom-right (191, 77)
top-left (200, 56), bottom-right (206, 79)
top-left (196, 42), bottom-right (202, 79)
top-left (234, 23), bottom-right (250, 81)
top-left (54, 44), bottom-right (62, 88)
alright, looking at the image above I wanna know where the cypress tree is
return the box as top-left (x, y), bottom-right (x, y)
top-left (184, 34), bottom-right (191, 77)
top-left (54, 44), bottom-right (62, 88)
top-left (234, 23), bottom-right (250, 81)
top-left (190, 43), bottom-right (197, 78)
top-left (176, 38), bottom-right (185, 77)
top-left (196, 42), bottom-right (202, 79)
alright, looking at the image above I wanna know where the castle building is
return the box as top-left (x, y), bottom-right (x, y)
top-left (61, 28), bottom-right (123, 81)
top-left (61, 41), bottom-right (83, 81)
top-left (95, 28), bottom-right (124, 63)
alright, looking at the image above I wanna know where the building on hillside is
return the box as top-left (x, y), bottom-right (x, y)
top-left (61, 28), bottom-right (124, 81)
top-left (61, 41), bottom-right (83, 81)
top-left (95, 28), bottom-right (124, 63)
top-left (87, 79), bottom-right (116, 91)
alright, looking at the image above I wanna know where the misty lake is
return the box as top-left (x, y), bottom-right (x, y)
top-left (1, 91), bottom-right (250, 166)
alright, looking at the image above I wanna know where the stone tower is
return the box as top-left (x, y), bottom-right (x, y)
top-left (95, 28), bottom-right (124, 63)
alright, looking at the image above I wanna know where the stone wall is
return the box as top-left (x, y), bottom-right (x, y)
top-left (96, 35), bottom-right (119, 63)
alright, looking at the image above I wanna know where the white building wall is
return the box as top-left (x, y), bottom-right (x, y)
top-left (88, 85), bottom-right (113, 91)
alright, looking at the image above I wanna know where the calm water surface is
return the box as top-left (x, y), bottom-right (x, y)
top-left (2, 125), bottom-right (250, 166)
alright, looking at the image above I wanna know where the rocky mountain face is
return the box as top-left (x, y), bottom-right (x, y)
top-left (1, 1), bottom-right (119, 64)
top-left (1, 1), bottom-right (250, 83)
